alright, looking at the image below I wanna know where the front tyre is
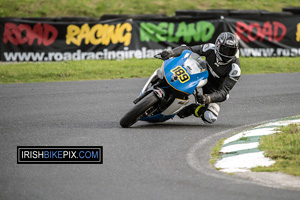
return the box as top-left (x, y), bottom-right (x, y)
top-left (120, 92), bottom-right (159, 128)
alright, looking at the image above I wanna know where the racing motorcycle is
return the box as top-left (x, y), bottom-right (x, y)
top-left (120, 50), bottom-right (209, 128)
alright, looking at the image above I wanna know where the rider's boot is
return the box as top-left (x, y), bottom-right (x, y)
top-left (177, 104), bottom-right (206, 118)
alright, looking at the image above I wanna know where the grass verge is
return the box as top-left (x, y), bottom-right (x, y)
top-left (210, 138), bottom-right (226, 165)
top-left (1, 57), bottom-right (300, 84)
top-left (252, 123), bottom-right (300, 176)
top-left (1, 0), bottom-right (299, 17)
top-left (0, 58), bottom-right (162, 84)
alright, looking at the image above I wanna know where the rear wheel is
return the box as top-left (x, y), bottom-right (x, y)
top-left (120, 92), bottom-right (159, 128)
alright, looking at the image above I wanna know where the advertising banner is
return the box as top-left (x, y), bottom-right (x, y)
top-left (0, 15), bottom-right (299, 61)
top-left (225, 16), bottom-right (300, 57)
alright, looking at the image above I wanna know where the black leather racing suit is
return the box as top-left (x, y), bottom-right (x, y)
top-left (172, 43), bottom-right (241, 103)
top-left (172, 43), bottom-right (241, 124)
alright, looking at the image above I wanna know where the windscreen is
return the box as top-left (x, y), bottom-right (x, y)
top-left (183, 58), bottom-right (202, 75)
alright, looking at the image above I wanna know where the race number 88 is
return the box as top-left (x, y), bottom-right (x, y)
top-left (171, 66), bottom-right (190, 83)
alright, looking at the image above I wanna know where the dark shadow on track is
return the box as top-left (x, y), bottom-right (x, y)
top-left (127, 121), bottom-right (236, 130)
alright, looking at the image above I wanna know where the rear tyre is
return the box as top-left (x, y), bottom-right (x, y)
top-left (120, 92), bottom-right (159, 128)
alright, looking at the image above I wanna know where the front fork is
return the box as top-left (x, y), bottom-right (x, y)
top-left (193, 87), bottom-right (203, 104)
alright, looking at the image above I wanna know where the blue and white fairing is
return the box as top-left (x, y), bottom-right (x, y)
top-left (163, 50), bottom-right (208, 94)
top-left (140, 50), bottom-right (208, 122)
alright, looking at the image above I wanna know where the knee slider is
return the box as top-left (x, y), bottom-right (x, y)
top-left (201, 103), bottom-right (220, 124)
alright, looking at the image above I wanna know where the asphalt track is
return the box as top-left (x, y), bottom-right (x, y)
top-left (1, 73), bottom-right (300, 200)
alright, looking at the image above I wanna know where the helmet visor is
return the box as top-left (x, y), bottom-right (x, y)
top-left (219, 45), bottom-right (237, 57)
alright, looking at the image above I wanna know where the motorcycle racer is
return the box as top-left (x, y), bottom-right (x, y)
top-left (158, 32), bottom-right (241, 124)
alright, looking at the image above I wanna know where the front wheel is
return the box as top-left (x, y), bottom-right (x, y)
top-left (120, 92), bottom-right (159, 128)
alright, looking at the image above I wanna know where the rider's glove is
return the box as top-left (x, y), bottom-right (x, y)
top-left (160, 49), bottom-right (174, 60)
top-left (197, 94), bottom-right (211, 105)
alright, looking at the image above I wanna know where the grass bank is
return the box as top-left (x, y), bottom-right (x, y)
top-left (0, 58), bottom-right (161, 83)
top-left (1, 57), bottom-right (300, 84)
top-left (253, 123), bottom-right (300, 176)
top-left (1, 0), bottom-right (299, 17)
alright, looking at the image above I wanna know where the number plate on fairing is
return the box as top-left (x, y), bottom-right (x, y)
top-left (171, 66), bottom-right (190, 83)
